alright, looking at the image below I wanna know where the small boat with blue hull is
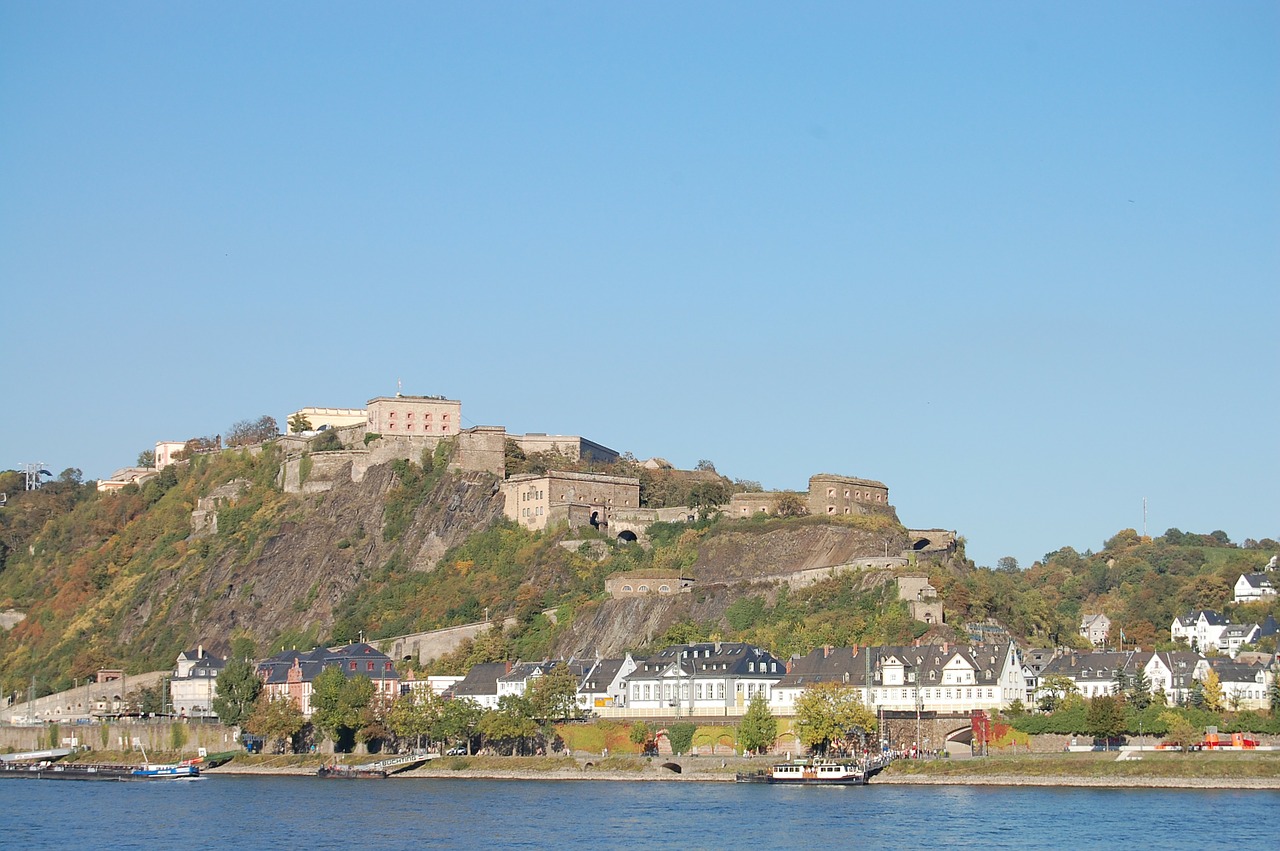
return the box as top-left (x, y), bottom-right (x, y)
top-left (0, 761), bottom-right (200, 781)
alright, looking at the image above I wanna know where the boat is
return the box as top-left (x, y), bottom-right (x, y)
top-left (0, 760), bottom-right (200, 781)
top-left (316, 764), bottom-right (387, 780)
top-left (736, 757), bottom-right (868, 785)
top-left (130, 764), bottom-right (201, 780)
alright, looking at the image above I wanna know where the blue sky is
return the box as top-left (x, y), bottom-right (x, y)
top-left (2, 2), bottom-right (1276, 570)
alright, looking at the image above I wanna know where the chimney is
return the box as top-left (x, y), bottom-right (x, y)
top-left (823, 646), bottom-right (831, 659)
top-left (942, 642), bottom-right (949, 653)
top-left (198, 644), bottom-right (204, 658)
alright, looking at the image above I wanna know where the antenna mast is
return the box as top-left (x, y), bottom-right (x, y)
top-left (1142, 497), bottom-right (1147, 538)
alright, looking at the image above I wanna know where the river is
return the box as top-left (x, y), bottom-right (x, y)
top-left (1, 775), bottom-right (1274, 849)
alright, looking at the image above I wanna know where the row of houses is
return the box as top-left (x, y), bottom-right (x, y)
top-left (1033, 648), bottom-right (1273, 710)
top-left (1170, 611), bottom-right (1279, 657)
top-left (169, 633), bottom-right (1276, 725)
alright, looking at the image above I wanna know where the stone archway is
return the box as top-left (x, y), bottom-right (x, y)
top-left (617, 530), bottom-right (638, 543)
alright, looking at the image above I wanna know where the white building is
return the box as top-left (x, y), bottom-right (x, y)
top-left (1234, 573), bottom-right (1276, 604)
top-left (623, 643), bottom-right (785, 715)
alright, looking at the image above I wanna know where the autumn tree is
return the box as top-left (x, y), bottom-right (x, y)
top-left (793, 682), bottom-right (876, 755)
top-left (1159, 711), bottom-right (1199, 749)
top-left (478, 694), bottom-right (539, 755)
top-left (1201, 669), bottom-right (1224, 713)
top-left (739, 693), bottom-right (778, 755)
top-left (226, 415), bottom-right (279, 448)
top-left (629, 721), bottom-right (654, 754)
top-left (387, 688), bottom-right (440, 751)
top-left (773, 492), bottom-right (809, 517)
top-left (528, 664), bottom-right (583, 722)
top-left (245, 693), bottom-right (306, 753)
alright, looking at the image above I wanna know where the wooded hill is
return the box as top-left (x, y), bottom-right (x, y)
top-left (0, 447), bottom-right (1275, 702)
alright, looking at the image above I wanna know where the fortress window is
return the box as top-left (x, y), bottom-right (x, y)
top-left (827, 487), bottom-right (835, 497)
top-left (407, 412), bottom-right (413, 418)
top-left (845, 489), bottom-right (850, 498)
top-left (622, 585), bottom-right (632, 592)
top-left (828, 506), bottom-right (835, 514)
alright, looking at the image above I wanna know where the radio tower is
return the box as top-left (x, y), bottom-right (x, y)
top-left (23, 463), bottom-right (52, 491)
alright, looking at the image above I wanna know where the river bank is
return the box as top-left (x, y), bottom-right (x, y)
top-left (199, 750), bottom-right (1280, 789)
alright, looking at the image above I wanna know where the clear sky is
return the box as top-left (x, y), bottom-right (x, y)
top-left (2, 2), bottom-right (1276, 570)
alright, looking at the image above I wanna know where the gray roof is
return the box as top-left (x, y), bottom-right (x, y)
top-left (256, 642), bottom-right (395, 685)
top-left (580, 659), bottom-right (627, 693)
top-left (447, 662), bottom-right (510, 699)
top-left (632, 642), bottom-right (784, 679)
top-left (1039, 650), bottom-right (1152, 681)
top-left (774, 642), bottom-right (1018, 690)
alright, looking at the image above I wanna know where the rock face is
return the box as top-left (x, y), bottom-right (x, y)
top-left (550, 521), bottom-right (925, 659)
top-left (693, 523), bottom-right (912, 583)
top-left (118, 465), bottom-right (505, 657)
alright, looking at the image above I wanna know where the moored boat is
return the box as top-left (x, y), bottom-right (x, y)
top-left (317, 764), bottom-right (387, 780)
top-left (736, 757), bottom-right (867, 785)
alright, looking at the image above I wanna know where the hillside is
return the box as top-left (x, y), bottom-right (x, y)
top-left (1, 444), bottom-right (1276, 702)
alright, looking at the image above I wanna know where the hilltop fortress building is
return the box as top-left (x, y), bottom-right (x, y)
top-left (727, 474), bottom-right (891, 519)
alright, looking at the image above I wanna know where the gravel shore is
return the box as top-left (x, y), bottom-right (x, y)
top-left (204, 762), bottom-right (1280, 789)
top-left (871, 774), bottom-right (1280, 789)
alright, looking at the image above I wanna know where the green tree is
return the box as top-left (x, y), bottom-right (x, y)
top-left (1086, 695), bottom-right (1126, 748)
top-left (287, 413), bottom-right (313, 433)
top-left (1036, 675), bottom-right (1079, 712)
top-left (1127, 669), bottom-right (1152, 711)
top-left (212, 658), bottom-right (263, 727)
top-left (793, 682), bottom-right (876, 755)
top-left (666, 722), bottom-right (696, 756)
top-left (436, 697), bottom-right (483, 755)
top-left (311, 667), bottom-right (374, 751)
top-left (245, 693), bottom-right (306, 753)
top-left (629, 721), bottom-right (653, 754)
top-left (136, 450), bottom-right (156, 468)
top-left (739, 693), bottom-right (778, 754)
top-left (1110, 667), bottom-right (1129, 696)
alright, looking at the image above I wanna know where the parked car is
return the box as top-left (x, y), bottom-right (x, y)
top-left (446, 746), bottom-right (467, 756)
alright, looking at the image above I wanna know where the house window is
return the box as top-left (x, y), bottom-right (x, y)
top-left (368, 662), bottom-right (375, 671)
top-left (407, 413), bottom-right (413, 419)
top-left (638, 585), bottom-right (649, 593)
top-left (350, 662), bottom-right (357, 671)
top-left (622, 585), bottom-right (632, 592)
